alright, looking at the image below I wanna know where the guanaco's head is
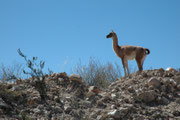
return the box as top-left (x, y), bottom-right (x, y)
top-left (106, 30), bottom-right (116, 38)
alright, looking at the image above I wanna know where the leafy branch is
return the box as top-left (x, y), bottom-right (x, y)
top-left (17, 48), bottom-right (47, 102)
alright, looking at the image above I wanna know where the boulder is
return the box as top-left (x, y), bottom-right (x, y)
top-left (166, 67), bottom-right (176, 72)
top-left (137, 90), bottom-right (157, 103)
top-left (148, 77), bottom-right (161, 88)
top-left (69, 74), bottom-right (83, 83)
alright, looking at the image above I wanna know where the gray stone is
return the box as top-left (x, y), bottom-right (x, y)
top-left (111, 93), bottom-right (116, 99)
top-left (33, 108), bottom-right (41, 113)
top-left (64, 105), bottom-right (72, 113)
top-left (82, 101), bottom-right (92, 108)
top-left (137, 90), bottom-right (157, 103)
top-left (177, 85), bottom-right (180, 90)
top-left (54, 106), bottom-right (63, 113)
top-left (161, 97), bottom-right (169, 105)
top-left (157, 97), bottom-right (169, 105)
top-left (148, 77), bottom-right (161, 88)
top-left (161, 85), bottom-right (166, 92)
top-left (108, 109), bottom-right (121, 119)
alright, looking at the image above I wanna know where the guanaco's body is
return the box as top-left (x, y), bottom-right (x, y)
top-left (106, 31), bottom-right (150, 76)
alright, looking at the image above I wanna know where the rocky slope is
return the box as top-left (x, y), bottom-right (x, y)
top-left (0, 68), bottom-right (180, 120)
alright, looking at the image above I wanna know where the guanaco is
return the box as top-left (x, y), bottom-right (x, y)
top-left (106, 30), bottom-right (150, 76)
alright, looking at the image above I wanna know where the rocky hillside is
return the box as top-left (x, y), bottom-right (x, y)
top-left (0, 68), bottom-right (180, 120)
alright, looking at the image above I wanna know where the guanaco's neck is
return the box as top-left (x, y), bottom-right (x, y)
top-left (112, 33), bottom-right (121, 53)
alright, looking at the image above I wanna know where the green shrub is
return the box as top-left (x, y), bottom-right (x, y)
top-left (18, 49), bottom-right (47, 102)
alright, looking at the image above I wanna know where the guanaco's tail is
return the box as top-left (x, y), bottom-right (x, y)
top-left (145, 48), bottom-right (150, 55)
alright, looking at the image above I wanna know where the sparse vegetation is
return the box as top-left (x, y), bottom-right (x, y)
top-left (72, 57), bottom-right (122, 88)
top-left (17, 48), bottom-right (47, 102)
top-left (0, 62), bottom-right (23, 83)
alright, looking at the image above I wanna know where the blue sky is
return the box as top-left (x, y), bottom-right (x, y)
top-left (0, 0), bottom-right (180, 75)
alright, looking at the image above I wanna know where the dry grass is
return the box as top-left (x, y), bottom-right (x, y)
top-left (72, 57), bottom-right (122, 88)
top-left (0, 62), bottom-right (23, 83)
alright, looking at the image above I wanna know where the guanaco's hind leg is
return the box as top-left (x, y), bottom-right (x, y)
top-left (135, 58), bottom-right (143, 72)
top-left (141, 55), bottom-right (146, 67)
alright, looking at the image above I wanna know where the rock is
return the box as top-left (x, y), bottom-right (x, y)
top-left (88, 86), bottom-right (100, 94)
top-left (172, 110), bottom-right (180, 116)
top-left (54, 96), bottom-right (59, 102)
top-left (33, 108), bottom-right (41, 114)
top-left (87, 91), bottom-right (96, 98)
top-left (160, 97), bottom-right (169, 105)
top-left (166, 67), bottom-right (176, 72)
top-left (54, 106), bottom-right (63, 113)
top-left (69, 74), bottom-right (83, 83)
top-left (110, 105), bottom-right (116, 109)
top-left (58, 78), bottom-right (64, 82)
top-left (16, 79), bottom-right (23, 84)
top-left (137, 90), bottom-right (157, 103)
top-left (177, 85), bottom-right (180, 90)
top-left (0, 98), bottom-right (12, 111)
top-left (169, 79), bottom-right (177, 87)
top-left (57, 72), bottom-right (68, 78)
top-left (127, 86), bottom-right (135, 93)
top-left (64, 105), bottom-right (72, 114)
top-left (1, 68), bottom-right (180, 119)
top-left (96, 115), bottom-right (103, 120)
top-left (161, 85), bottom-right (167, 92)
top-left (27, 96), bottom-right (40, 106)
top-left (69, 109), bottom-right (81, 119)
top-left (83, 101), bottom-right (92, 108)
top-left (111, 93), bottom-right (116, 99)
top-left (169, 85), bottom-right (176, 93)
top-left (119, 107), bottom-right (129, 116)
top-left (148, 77), bottom-right (161, 88)
top-left (97, 100), bottom-right (106, 108)
top-left (157, 97), bottom-right (169, 105)
top-left (174, 77), bottom-right (180, 84)
top-left (107, 109), bottom-right (121, 119)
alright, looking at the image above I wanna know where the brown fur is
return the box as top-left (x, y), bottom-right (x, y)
top-left (106, 31), bottom-right (150, 76)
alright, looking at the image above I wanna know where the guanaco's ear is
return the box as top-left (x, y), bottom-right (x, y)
top-left (111, 29), bottom-right (114, 33)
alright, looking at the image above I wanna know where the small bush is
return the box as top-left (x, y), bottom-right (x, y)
top-left (0, 62), bottom-right (23, 83)
top-left (72, 57), bottom-right (122, 88)
top-left (18, 49), bottom-right (47, 102)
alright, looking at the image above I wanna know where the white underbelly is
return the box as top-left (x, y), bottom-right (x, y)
top-left (126, 52), bottom-right (136, 60)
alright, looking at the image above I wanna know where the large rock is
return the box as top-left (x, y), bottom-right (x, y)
top-left (166, 67), bottom-right (176, 72)
top-left (137, 90), bottom-right (157, 103)
top-left (148, 77), bottom-right (161, 88)
top-left (69, 74), bottom-right (83, 83)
